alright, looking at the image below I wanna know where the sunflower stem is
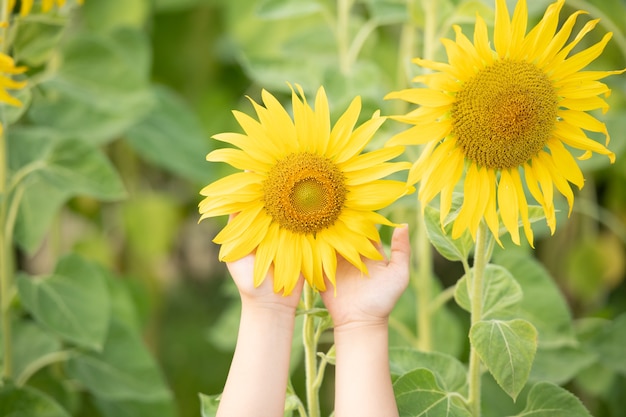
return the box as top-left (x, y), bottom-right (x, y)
top-left (467, 222), bottom-right (490, 416)
top-left (414, 208), bottom-right (433, 351)
top-left (303, 283), bottom-right (321, 417)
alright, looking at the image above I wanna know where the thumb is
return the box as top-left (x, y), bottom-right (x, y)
top-left (389, 224), bottom-right (410, 271)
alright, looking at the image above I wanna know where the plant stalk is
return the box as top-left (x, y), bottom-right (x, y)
top-left (467, 222), bottom-right (490, 416)
top-left (303, 283), bottom-right (320, 417)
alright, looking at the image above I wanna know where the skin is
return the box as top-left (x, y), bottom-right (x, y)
top-left (216, 225), bottom-right (410, 417)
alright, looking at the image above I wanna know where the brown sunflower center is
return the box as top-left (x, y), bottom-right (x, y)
top-left (263, 152), bottom-right (346, 234)
top-left (451, 59), bottom-right (558, 169)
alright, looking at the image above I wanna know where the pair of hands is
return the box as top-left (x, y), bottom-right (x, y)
top-left (226, 225), bottom-right (410, 329)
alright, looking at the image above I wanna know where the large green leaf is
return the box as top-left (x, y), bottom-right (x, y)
top-left (28, 28), bottom-right (154, 145)
top-left (0, 385), bottom-right (70, 417)
top-left (125, 85), bottom-right (213, 184)
top-left (66, 319), bottom-right (172, 402)
top-left (17, 255), bottom-right (111, 351)
top-left (393, 368), bottom-right (471, 417)
top-left (586, 313), bottom-right (626, 374)
top-left (470, 319), bottom-right (537, 401)
top-left (12, 15), bottom-right (65, 66)
top-left (512, 382), bottom-right (592, 417)
top-left (454, 264), bottom-right (522, 319)
top-left (493, 249), bottom-right (576, 347)
top-left (11, 320), bottom-right (62, 383)
top-left (389, 348), bottom-right (467, 393)
top-left (10, 130), bottom-right (126, 252)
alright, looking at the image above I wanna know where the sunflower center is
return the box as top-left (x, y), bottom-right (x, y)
top-left (263, 153), bottom-right (346, 234)
top-left (452, 59), bottom-right (558, 169)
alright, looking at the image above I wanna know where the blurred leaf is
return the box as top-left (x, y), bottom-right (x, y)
top-left (256, 0), bottom-right (322, 20)
top-left (66, 319), bottom-right (173, 402)
top-left (455, 264), bottom-right (522, 319)
top-left (0, 385), bottom-right (70, 417)
top-left (83, 0), bottom-right (150, 33)
top-left (424, 204), bottom-right (473, 262)
top-left (126, 85), bottom-right (213, 183)
top-left (393, 368), bottom-right (471, 417)
top-left (199, 393), bottom-right (220, 417)
top-left (389, 348), bottom-right (467, 393)
top-left (11, 320), bottom-right (63, 382)
top-left (154, 0), bottom-right (211, 12)
top-left (17, 254), bottom-right (111, 351)
top-left (11, 132), bottom-right (126, 252)
top-left (470, 319), bottom-right (537, 401)
top-left (587, 313), bottom-right (626, 374)
top-left (0, 86), bottom-right (31, 127)
top-left (513, 382), bottom-right (592, 417)
top-left (529, 345), bottom-right (595, 385)
top-left (29, 28), bottom-right (154, 144)
top-left (494, 249), bottom-right (577, 348)
top-left (92, 396), bottom-right (177, 417)
top-left (12, 15), bottom-right (65, 66)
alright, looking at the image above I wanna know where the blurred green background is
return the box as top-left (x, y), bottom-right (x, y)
top-left (8, 0), bottom-right (626, 416)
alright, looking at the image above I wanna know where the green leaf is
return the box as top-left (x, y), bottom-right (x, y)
top-left (17, 254), bottom-right (111, 350)
top-left (11, 131), bottom-right (126, 252)
top-left (66, 319), bottom-right (172, 402)
top-left (424, 202), bottom-right (473, 262)
top-left (0, 385), bottom-right (71, 417)
top-left (28, 28), bottom-right (154, 145)
top-left (199, 393), bottom-right (220, 417)
top-left (494, 249), bottom-right (576, 348)
top-left (12, 15), bottom-right (65, 66)
top-left (512, 382), bottom-right (592, 417)
top-left (470, 319), bottom-right (537, 401)
top-left (125, 85), bottom-right (213, 183)
top-left (529, 345), bottom-right (595, 385)
top-left (393, 368), bottom-right (471, 417)
top-left (83, 0), bottom-right (150, 33)
top-left (92, 397), bottom-right (177, 417)
top-left (362, 0), bottom-right (409, 24)
top-left (389, 348), bottom-right (467, 393)
top-left (256, 0), bottom-right (322, 20)
top-left (11, 320), bottom-right (63, 382)
top-left (587, 313), bottom-right (626, 374)
top-left (454, 264), bottom-right (523, 319)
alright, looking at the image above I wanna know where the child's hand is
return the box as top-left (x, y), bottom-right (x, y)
top-left (320, 225), bottom-right (410, 329)
top-left (226, 252), bottom-right (304, 313)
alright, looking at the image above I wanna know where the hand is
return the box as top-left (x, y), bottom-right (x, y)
top-left (226, 252), bottom-right (304, 313)
top-left (320, 225), bottom-right (410, 329)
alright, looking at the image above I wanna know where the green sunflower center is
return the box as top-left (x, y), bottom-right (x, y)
top-left (452, 59), bottom-right (558, 169)
top-left (263, 152), bottom-right (346, 234)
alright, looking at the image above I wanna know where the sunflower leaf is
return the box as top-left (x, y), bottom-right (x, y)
top-left (454, 264), bottom-right (523, 320)
top-left (0, 385), bottom-right (70, 417)
top-left (511, 382), bottom-right (592, 417)
top-left (17, 254), bottom-right (111, 351)
top-left (470, 319), bottom-right (537, 401)
top-left (393, 368), bottom-right (471, 417)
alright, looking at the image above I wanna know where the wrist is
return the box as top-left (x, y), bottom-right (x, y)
top-left (240, 298), bottom-right (298, 320)
top-left (333, 317), bottom-right (389, 334)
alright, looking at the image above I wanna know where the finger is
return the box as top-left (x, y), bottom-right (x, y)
top-left (389, 224), bottom-right (410, 270)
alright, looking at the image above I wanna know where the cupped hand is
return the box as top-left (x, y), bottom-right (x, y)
top-left (226, 252), bottom-right (304, 313)
top-left (319, 225), bottom-right (410, 329)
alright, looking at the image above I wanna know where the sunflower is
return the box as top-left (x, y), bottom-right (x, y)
top-left (386, 0), bottom-right (624, 245)
top-left (199, 86), bottom-right (411, 295)
top-left (0, 53), bottom-right (27, 107)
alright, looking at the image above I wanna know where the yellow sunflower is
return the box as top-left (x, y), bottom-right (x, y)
top-left (0, 52), bottom-right (27, 107)
top-left (199, 86), bottom-right (411, 295)
top-left (386, 0), bottom-right (625, 245)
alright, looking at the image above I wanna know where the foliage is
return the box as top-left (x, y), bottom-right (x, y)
top-left (1, 0), bottom-right (625, 417)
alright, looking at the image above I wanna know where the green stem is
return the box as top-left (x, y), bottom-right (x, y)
top-left (16, 350), bottom-right (74, 386)
top-left (467, 222), bottom-right (490, 417)
top-left (414, 208), bottom-right (433, 351)
top-left (303, 283), bottom-right (320, 417)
